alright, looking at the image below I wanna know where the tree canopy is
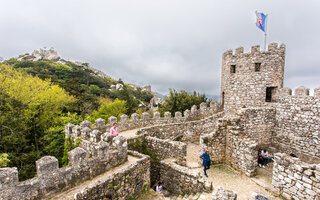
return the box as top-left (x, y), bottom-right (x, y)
top-left (158, 89), bottom-right (207, 116)
top-left (0, 64), bottom-right (76, 180)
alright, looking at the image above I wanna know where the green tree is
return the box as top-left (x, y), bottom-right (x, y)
top-left (89, 84), bottom-right (101, 95)
top-left (0, 153), bottom-right (10, 167)
top-left (114, 85), bottom-right (138, 115)
top-left (0, 64), bottom-right (74, 180)
top-left (86, 99), bottom-right (128, 123)
top-left (158, 89), bottom-right (207, 116)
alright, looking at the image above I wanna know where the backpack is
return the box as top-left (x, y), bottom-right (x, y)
top-left (153, 183), bottom-right (159, 191)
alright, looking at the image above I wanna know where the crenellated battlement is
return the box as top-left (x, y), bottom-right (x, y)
top-left (0, 136), bottom-right (128, 200)
top-left (65, 100), bottom-right (221, 153)
top-left (279, 86), bottom-right (320, 98)
top-left (223, 42), bottom-right (286, 58)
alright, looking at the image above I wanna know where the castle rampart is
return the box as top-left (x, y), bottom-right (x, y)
top-left (275, 86), bottom-right (320, 160)
top-left (67, 150), bottom-right (150, 200)
top-left (0, 137), bottom-right (128, 200)
top-left (272, 153), bottom-right (320, 200)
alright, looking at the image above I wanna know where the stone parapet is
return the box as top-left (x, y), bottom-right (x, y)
top-left (272, 153), bottom-right (320, 200)
top-left (160, 159), bottom-right (212, 195)
top-left (275, 87), bottom-right (320, 158)
top-left (72, 151), bottom-right (150, 200)
top-left (0, 138), bottom-right (128, 200)
top-left (65, 101), bottom-right (221, 144)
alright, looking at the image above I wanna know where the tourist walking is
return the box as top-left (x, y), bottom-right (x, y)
top-left (110, 123), bottom-right (118, 137)
top-left (200, 150), bottom-right (211, 177)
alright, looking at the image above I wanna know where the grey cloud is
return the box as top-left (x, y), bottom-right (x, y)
top-left (0, 0), bottom-right (319, 96)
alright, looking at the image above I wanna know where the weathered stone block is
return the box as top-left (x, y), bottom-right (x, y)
top-left (294, 86), bottom-right (309, 97)
top-left (251, 45), bottom-right (260, 53)
top-left (200, 102), bottom-right (207, 110)
top-left (210, 100), bottom-right (219, 111)
top-left (81, 127), bottom-right (91, 139)
top-left (0, 167), bottom-right (18, 188)
top-left (175, 111), bottom-right (182, 118)
top-left (314, 86), bottom-right (320, 98)
top-left (73, 125), bottom-right (81, 137)
top-left (97, 141), bottom-right (109, 159)
top-left (36, 156), bottom-right (58, 177)
top-left (280, 87), bottom-right (292, 96)
top-left (95, 118), bottom-right (105, 127)
top-left (153, 112), bottom-right (160, 119)
top-left (68, 147), bottom-right (88, 167)
top-left (120, 114), bottom-right (128, 123)
top-left (164, 112), bottom-right (171, 119)
top-left (212, 186), bottom-right (237, 200)
top-left (131, 113), bottom-right (140, 121)
top-left (268, 43), bottom-right (278, 51)
top-left (191, 105), bottom-right (197, 113)
top-left (108, 116), bottom-right (117, 125)
top-left (80, 120), bottom-right (91, 128)
top-left (65, 123), bottom-right (75, 136)
top-left (90, 129), bottom-right (102, 142)
top-left (112, 136), bottom-right (127, 150)
top-left (95, 118), bottom-right (107, 133)
top-left (183, 109), bottom-right (190, 118)
top-left (235, 46), bottom-right (244, 55)
top-left (142, 112), bottom-right (150, 120)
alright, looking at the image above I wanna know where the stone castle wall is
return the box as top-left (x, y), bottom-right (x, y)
top-left (136, 111), bottom-right (224, 143)
top-left (145, 136), bottom-right (187, 165)
top-left (65, 101), bottom-right (220, 146)
top-left (0, 136), bottom-right (127, 200)
top-left (221, 43), bottom-right (285, 114)
top-left (272, 153), bottom-right (320, 200)
top-left (73, 150), bottom-right (151, 200)
top-left (275, 86), bottom-right (320, 160)
top-left (200, 108), bottom-right (275, 176)
top-left (237, 107), bottom-right (276, 145)
top-left (160, 159), bottom-right (211, 195)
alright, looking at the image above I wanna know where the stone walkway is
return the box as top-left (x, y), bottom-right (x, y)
top-left (203, 164), bottom-right (280, 200)
top-left (185, 143), bottom-right (279, 200)
top-left (119, 129), bottom-right (278, 200)
top-left (50, 155), bottom-right (139, 200)
top-left (119, 128), bottom-right (141, 139)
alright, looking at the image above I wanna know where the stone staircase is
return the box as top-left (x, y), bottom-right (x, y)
top-left (165, 192), bottom-right (212, 200)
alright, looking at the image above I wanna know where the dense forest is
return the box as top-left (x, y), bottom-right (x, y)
top-left (0, 56), bottom-right (207, 181)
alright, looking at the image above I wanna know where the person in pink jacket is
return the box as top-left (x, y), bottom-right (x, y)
top-left (110, 123), bottom-right (118, 137)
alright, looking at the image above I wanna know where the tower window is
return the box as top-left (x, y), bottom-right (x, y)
top-left (255, 63), bottom-right (261, 72)
top-left (230, 65), bottom-right (236, 73)
top-left (266, 87), bottom-right (277, 102)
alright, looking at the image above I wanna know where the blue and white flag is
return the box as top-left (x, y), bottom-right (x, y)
top-left (256, 11), bottom-right (266, 32)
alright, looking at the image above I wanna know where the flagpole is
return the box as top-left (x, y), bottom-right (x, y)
top-left (264, 14), bottom-right (268, 51)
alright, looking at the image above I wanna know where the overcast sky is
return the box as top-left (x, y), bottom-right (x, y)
top-left (0, 0), bottom-right (319, 96)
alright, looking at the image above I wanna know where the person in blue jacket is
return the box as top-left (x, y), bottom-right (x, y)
top-left (200, 149), bottom-right (211, 177)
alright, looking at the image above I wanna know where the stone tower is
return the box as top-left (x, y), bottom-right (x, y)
top-left (220, 43), bottom-right (285, 114)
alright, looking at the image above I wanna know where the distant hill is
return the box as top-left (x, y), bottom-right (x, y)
top-left (3, 48), bottom-right (154, 117)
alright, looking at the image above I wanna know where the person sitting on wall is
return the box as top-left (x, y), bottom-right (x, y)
top-left (261, 149), bottom-right (273, 166)
top-left (200, 149), bottom-right (211, 177)
top-left (110, 123), bottom-right (118, 137)
top-left (258, 148), bottom-right (265, 168)
top-left (156, 182), bottom-right (163, 194)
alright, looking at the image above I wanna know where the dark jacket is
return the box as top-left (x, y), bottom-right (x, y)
top-left (200, 152), bottom-right (211, 167)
